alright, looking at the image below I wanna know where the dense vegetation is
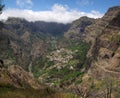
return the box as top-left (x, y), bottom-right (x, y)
top-left (31, 37), bottom-right (90, 89)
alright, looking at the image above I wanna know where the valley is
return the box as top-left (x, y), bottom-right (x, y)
top-left (0, 6), bottom-right (120, 98)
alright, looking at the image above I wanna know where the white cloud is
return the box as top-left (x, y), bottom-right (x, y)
top-left (0, 4), bottom-right (103, 24)
top-left (16, 0), bottom-right (33, 8)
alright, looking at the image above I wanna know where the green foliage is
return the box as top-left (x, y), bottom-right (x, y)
top-left (108, 34), bottom-right (120, 43)
top-left (45, 67), bottom-right (70, 83)
top-left (48, 68), bottom-right (58, 75)
top-left (0, 83), bottom-right (78, 98)
top-left (46, 66), bottom-right (84, 85)
top-left (45, 60), bottom-right (54, 68)
top-left (63, 71), bottom-right (82, 81)
top-left (32, 40), bottom-right (89, 85)
top-left (32, 57), bottom-right (47, 78)
top-left (111, 35), bottom-right (120, 43)
top-left (1, 48), bottom-right (15, 59)
top-left (0, 48), bottom-right (17, 67)
top-left (75, 79), bottom-right (82, 84)
top-left (33, 65), bottom-right (46, 78)
top-left (68, 41), bottom-right (90, 68)
top-left (67, 59), bottom-right (79, 67)
top-left (0, 86), bottom-right (55, 98)
top-left (56, 93), bottom-right (79, 98)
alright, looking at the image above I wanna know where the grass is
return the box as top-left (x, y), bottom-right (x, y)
top-left (53, 93), bottom-right (79, 98)
top-left (45, 60), bottom-right (54, 68)
top-left (63, 71), bottom-right (82, 81)
top-left (75, 79), bottom-right (82, 85)
top-left (0, 83), bottom-right (56, 98)
top-left (0, 85), bottom-right (78, 98)
top-left (108, 34), bottom-right (120, 43)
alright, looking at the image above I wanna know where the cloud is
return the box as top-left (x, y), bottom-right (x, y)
top-left (0, 4), bottom-right (103, 24)
top-left (16, 0), bottom-right (33, 8)
top-left (77, 0), bottom-right (94, 6)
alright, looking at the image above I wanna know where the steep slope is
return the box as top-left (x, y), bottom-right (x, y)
top-left (74, 6), bottom-right (120, 98)
top-left (6, 17), bottom-right (71, 36)
top-left (0, 15), bottom-right (96, 93)
top-left (0, 64), bottom-right (78, 98)
top-left (0, 16), bottom-right (90, 85)
top-left (0, 64), bottom-right (54, 98)
top-left (31, 18), bottom-right (93, 88)
top-left (61, 6), bottom-right (120, 98)
top-left (0, 65), bottom-right (41, 89)
top-left (64, 16), bottom-right (95, 40)
top-left (0, 18), bottom-right (71, 70)
top-left (84, 6), bottom-right (120, 78)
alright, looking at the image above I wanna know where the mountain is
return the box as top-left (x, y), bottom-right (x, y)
top-left (0, 64), bottom-right (53, 98)
top-left (0, 65), bottom-right (41, 89)
top-left (85, 6), bottom-right (120, 75)
top-left (0, 18), bottom-right (71, 70)
top-left (0, 64), bottom-right (78, 98)
top-left (0, 18), bottom-right (81, 97)
top-left (6, 17), bottom-right (71, 36)
top-left (64, 16), bottom-right (95, 41)
top-left (72, 6), bottom-right (120, 97)
top-left (0, 6), bottom-right (120, 98)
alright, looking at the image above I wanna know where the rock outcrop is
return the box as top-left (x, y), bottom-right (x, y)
top-left (85, 6), bottom-right (120, 79)
top-left (0, 65), bottom-right (42, 89)
top-left (8, 65), bottom-right (41, 89)
top-left (64, 16), bottom-right (95, 40)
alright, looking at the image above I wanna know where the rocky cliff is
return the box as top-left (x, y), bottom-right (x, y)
top-left (84, 6), bottom-right (120, 79)
top-left (0, 65), bottom-right (41, 89)
top-left (68, 6), bottom-right (120, 98)
top-left (64, 16), bottom-right (95, 41)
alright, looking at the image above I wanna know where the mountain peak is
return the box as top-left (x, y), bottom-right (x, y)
top-left (108, 6), bottom-right (120, 12)
top-left (104, 6), bottom-right (120, 19)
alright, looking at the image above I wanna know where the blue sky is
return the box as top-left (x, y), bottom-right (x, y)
top-left (1, 0), bottom-right (120, 23)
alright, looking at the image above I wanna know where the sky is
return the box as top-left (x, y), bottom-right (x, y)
top-left (0, 0), bottom-right (120, 23)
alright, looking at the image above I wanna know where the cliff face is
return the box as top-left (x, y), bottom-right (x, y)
top-left (0, 65), bottom-right (41, 89)
top-left (64, 16), bottom-right (95, 41)
top-left (85, 6), bottom-right (120, 79)
top-left (69, 7), bottom-right (120, 98)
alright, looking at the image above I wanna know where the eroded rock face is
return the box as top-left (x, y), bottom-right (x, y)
top-left (86, 6), bottom-right (120, 79)
top-left (0, 65), bottom-right (42, 89)
top-left (64, 16), bottom-right (95, 40)
top-left (8, 65), bottom-right (41, 89)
